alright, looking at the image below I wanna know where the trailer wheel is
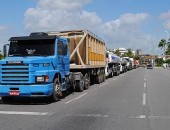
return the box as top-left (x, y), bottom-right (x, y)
top-left (96, 74), bottom-right (102, 84)
top-left (109, 72), bottom-right (114, 78)
top-left (49, 77), bottom-right (61, 102)
top-left (102, 71), bottom-right (106, 82)
top-left (84, 73), bottom-right (90, 90)
top-left (76, 74), bottom-right (84, 92)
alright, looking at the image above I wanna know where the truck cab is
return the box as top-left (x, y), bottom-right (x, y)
top-left (0, 32), bottom-right (70, 102)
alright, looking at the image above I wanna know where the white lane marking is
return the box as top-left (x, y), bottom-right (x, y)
top-left (119, 75), bottom-right (124, 77)
top-left (74, 114), bottom-right (109, 118)
top-left (0, 111), bottom-right (49, 115)
top-left (139, 115), bottom-right (146, 118)
top-left (130, 115), bottom-right (170, 120)
top-left (130, 115), bottom-right (146, 119)
top-left (149, 116), bottom-right (170, 119)
top-left (142, 93), bottom-right (146, 105)
top-left (98, 82), bottom-right (108, 88)
top-left (65, 93), bottom-right (87, 104)
top-left (144, 78), bottom-right (146, 80)
top-left (144, 83), bottom-right (146, 88)
top-left (112, 78), bottom-right (117, 80)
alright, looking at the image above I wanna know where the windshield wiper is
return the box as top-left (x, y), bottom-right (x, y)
top-left (29, 54), bottom-right (48, 57)
top-left (9, 54), bottom-right (23, 56)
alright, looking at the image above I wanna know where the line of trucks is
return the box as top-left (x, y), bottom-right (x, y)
top-left (0, 30), bottom-right (139, 102)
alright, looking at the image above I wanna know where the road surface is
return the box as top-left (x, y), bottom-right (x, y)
top-left (0, 67), bottom-right (170, 130)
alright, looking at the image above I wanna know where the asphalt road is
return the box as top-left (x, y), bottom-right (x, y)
top-left (0, 67), bottom-right (170, 130)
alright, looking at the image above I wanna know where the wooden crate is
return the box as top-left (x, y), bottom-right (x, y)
top-left (48, 30), bottom-right (106, 68)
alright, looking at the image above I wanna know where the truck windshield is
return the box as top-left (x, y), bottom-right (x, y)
top-left (8, 39), bottom-right (55, 56)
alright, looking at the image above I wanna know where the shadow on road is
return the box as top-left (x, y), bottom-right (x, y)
top-left (0, 91), bottom-right (73, 105)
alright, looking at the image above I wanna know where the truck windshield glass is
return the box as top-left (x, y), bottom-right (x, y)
top-left (8, 39), bottom-right (55, 56)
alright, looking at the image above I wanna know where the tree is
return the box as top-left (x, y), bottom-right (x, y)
top-left (122, 53), bottom-right (128, 57)
top-left (158, 39), bottom-right (170, 54)
top-left (114, 50), bottom-right (121, 56)
top-left (165, 43), bottom-right (170, 55)
top-left (155, 58), bottom-right (164, 67)
top-left (122, 48), bottom-right (134, 58)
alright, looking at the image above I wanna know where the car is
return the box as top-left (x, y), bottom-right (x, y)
top-left (147, 64), bottom-right (153, 69)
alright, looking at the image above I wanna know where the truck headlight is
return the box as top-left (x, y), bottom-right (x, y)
top-left (36, 76), bottom-right (45, 82)
top-left (36, 76), bottom-right (49, 83)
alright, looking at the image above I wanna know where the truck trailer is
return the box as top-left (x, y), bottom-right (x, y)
top-left (0, 30), bottom-right (106, 102)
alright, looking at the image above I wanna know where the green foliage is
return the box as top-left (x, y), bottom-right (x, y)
top-left (0, 54), bottom-right (3, 60)
top-left (122, 48), bottom-right (134, 58)
top-left (165, 43), bottom-right (170, 55)
top-left (158, 38), bottom-right (170, 55)
top-left (122, 53), bottom-right (128, 57)
top-left (155, 58), bottom-right (164, 66)
top-left (114, 50), bottom-right (121, 56)
top-left (158, 39), bottom-right (166, 49)
top-left (165, 59), bottom-right (170, 64)
top-left (134, 55), bottom-right (139, 60)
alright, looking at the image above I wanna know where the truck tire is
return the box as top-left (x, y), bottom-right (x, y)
top-left (103, 72), bottom-right (106, 82)
top-left (1, 97), bottom-right (13, 103)
top-left (49, 77), bottom-right (61, 102)
top-left (96, 75), bottom-right (101, 84)
top-left (109, 72), bottom-right (114, 78)
top-left (76, 74), bottom-right (84, 92)
top-left (84, 73), bottom-right (90, 90)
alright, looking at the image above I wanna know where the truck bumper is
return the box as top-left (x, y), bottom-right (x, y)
top-left (0, 83), bottom-right (53, 97)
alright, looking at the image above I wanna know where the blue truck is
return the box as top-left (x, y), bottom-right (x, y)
top-left (0, 30), bottom-right (106, 102)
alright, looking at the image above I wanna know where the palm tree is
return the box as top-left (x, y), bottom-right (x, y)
top-left (126, 48), bottom-right (134, 58)
top-left (158, 39), bottom-right (167, 55)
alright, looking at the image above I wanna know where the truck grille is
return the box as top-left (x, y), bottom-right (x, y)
top-left (1, 64), bottom-right (29, 83)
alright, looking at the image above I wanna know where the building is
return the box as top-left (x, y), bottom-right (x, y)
top-left (136, 49), bottom-right (142, 56)
top-left (113, 48), bottom-right (127, 56)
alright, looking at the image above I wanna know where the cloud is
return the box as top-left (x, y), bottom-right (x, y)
top-left (0, 25), bottom-right (7, 33)
top-left (24, 0), bottom-right (100, 32)
top-left (24, 0), bottom-right (153, 53)
top-left (37, 0), bottom-right (91, 10)
top-left (160, 11), bottom-right (170, 29)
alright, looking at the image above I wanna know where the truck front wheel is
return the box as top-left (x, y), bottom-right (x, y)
top-left (49, 77), bottom-right (61, 102)
top-left (1, 97), bottom-right (14, 103)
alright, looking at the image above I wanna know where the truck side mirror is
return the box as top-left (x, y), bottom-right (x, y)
top-left (3, 44), bottom-right (9, 58)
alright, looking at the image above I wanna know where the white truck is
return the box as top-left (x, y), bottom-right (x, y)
top-left (129, 58), bottom-right (134, 69)
top-left (123, 57), bottom-right (133, 71)
top-left (120, 57), bottom-right (128, 73)
top-left (105, 51), bottom-right (121, 78)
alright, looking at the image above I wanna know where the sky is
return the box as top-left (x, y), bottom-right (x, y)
top-left (0, 0), bottom-right (170, 55)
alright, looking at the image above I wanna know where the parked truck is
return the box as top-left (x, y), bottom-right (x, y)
top-left (105, 51), bottom-right (121, 78)
top-left (120, 57), bottom-right (128, 73)
top-left (123, 57), bottom-right (132, 71)
top-left (129, 58), bottom-right (134, 69)
top-left (0, 30), bottom-right (106, 102)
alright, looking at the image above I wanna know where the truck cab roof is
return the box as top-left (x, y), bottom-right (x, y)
top-left (9, 32), bottom-right (59, 41)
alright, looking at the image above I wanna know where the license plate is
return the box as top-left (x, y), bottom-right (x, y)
top-left (9, 91), bottom-right (20, 96)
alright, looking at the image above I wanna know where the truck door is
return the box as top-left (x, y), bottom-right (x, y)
top-left (57, 40), bottom-right (64, 74)
top-left (57, 40), bottom-right (69, 75)
top-left (62, 41), bottom-right (69, 75)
